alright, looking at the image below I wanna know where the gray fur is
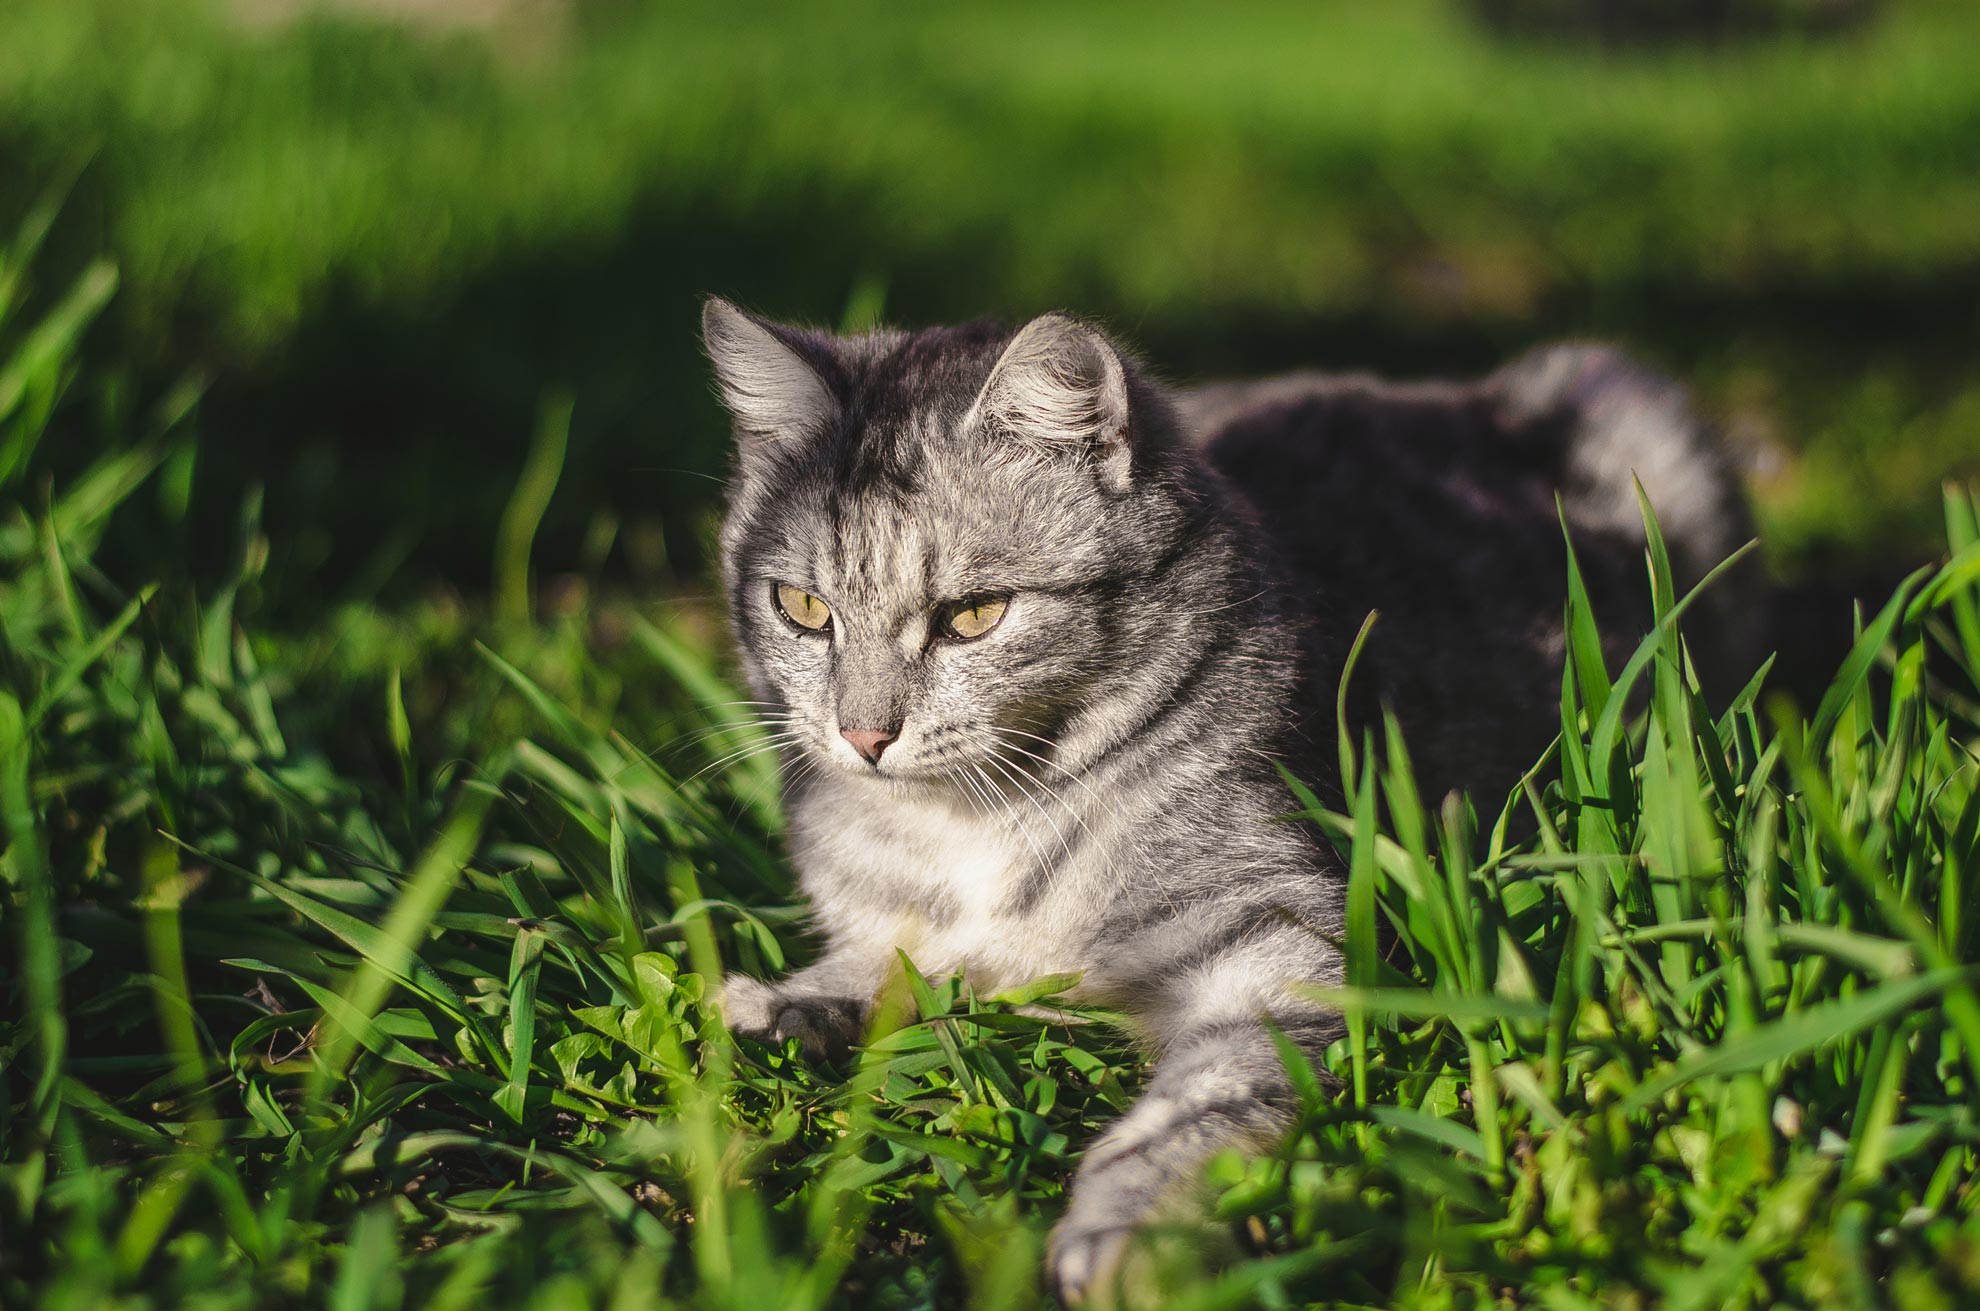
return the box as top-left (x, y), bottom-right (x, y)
top-left (701, 299), bottom-right (1751, 1300)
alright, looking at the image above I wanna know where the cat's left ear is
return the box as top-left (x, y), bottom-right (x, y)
top-left (968, 314), bottom-right (1136, 494)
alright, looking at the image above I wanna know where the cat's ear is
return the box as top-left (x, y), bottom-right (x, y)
top-left (969, 313), bottom-right (1136, 494)
top-left (701, 297), bottom-right (839, 448)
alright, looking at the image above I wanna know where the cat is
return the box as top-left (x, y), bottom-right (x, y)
top-left (699, 298), bottom-right (1752, 1302)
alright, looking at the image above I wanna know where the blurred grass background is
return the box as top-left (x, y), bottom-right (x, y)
top-left (2, 0), bottom-right (1977, 610)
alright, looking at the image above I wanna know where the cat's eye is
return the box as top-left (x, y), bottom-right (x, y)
top-left (774, 584), bottom-right (832, 632)
top-left (938, 596), bottom-right (1008, 641)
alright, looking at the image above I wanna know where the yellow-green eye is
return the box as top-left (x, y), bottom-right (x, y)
top-left (774, 584), bottom-right (832, 631)
top-left (940, 596), bottom-right (1008, 641)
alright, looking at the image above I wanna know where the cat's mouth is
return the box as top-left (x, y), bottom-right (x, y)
top-left (811, 732), bottom-right (920, 781)
top-left (826, 745), bottom-right (953, 783)
top-left (820, 739), bottom-right (978, 787)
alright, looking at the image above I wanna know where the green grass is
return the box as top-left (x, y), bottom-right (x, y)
top-left (5, 191), bottom-right (1980, 1309)
top-left (6, 0), bottom-right (1978, 348)
top-left (2, 0), bottom-right (1978, 581)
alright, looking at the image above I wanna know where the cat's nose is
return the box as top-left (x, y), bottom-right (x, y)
top-left (840, 726), bottom-right (898, 764)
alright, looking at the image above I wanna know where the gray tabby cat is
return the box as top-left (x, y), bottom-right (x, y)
top-left (700, 298), bottom-right (1750, 1301)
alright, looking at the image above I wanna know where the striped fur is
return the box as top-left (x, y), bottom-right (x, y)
top-left (702, 299), bottom-right (1751, 1300)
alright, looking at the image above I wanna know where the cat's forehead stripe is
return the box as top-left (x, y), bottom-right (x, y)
top-left (821, 488), bottom-right (935, 623)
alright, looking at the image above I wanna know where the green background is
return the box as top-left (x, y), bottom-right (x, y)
top-left (4, 0), bottom-right (1977, 603)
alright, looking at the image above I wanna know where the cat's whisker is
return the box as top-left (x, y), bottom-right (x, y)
top-left (969, 757), bottom-right (1057, 881)
top-left (985, 741), bottom-right (1120, 868)
top-left (977, 727), bottom-right (1090, 811)
top-left (690, 735), bottom-right (807, 782)
top-left (666, 721), bottom-right (803, 764)
top-left (611, 713), bottom-right (798, 785)
top-left (976, 741), bottom-right (1084, 878)
top-left (987, 727), bottom-right (1122, 826)
top-left (652, 713), bottom-right (799, 762)
top-left (1161, 588), bottom-right (1270, 621)
top-left (728, 748), bottom-right (818, 826)
top-left (983, 725), bottom-right (1179, 914)
top-left (980, 736), bottom-right (1128, 897)
top-left (647, 697), bottom-right (793, 733)
top-left (986, 722), bottom-right (1061, 750)
top-left (929, 746), bottom-right (1009, 815)
top-left (946, 756), bottom-right (997, 827)
top-left (987, 723), bottom-right (1164, 893)
top-left (674, 731), bottom-right (809, 791)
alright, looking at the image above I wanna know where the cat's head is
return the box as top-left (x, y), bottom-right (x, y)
top-left (701, 297), bottom-right (1202, 787)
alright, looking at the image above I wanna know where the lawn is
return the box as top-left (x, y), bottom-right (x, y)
top-left (1, 0), bottom-right (1978, 590)
top-left (4, 198), bottom-right (1980, 1308)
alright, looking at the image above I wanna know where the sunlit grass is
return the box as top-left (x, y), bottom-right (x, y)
top-left (4, 206), bottom-right (1979, 1309)
top-left (3, 0), bottom-right (1979, 574)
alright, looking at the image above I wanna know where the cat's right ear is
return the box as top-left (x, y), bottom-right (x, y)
top-left (701, 297), bottom-right (839, 449)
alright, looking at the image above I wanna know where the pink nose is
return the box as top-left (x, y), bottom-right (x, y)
top-left (840, 726), bottom-right (897, 764)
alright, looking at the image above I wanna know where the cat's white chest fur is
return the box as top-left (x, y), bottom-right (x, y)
top-left (897, 802), bottom-right (1012, 919)
top-left (795, 782), bottom-right (1085, 995)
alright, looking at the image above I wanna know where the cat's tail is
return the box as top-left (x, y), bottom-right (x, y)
top-left (1490, 342), bottom-right (1769, 689)
top-left (1492, 344), bottom-right (1748, 584)
top-left (1493, 342), bottom-right (1929, 709)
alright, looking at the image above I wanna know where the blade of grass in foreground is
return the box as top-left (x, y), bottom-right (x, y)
top-left (0, 692), bottom-right (63, 1138)
top-left (494, 393), bottom-right (572, 625)
top-left (1620, 967), bottom-right (1971, 1114)
top-left (1299, 984), bottom-right (1552, 1025)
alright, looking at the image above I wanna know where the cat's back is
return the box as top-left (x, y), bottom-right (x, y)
top-left (1179, 346), bottom-right (1758, 800)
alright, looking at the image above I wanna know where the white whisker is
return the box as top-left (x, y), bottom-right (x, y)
top-left (674, 731), bottom-right (809, 791)
top-left (977, 740), bottom-right (1081, 876)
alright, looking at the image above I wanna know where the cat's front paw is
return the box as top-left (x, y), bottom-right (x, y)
top-left (717, 976), bottom-right (863, 1060)
top-left (762, 995), bottom-right (865, 1060)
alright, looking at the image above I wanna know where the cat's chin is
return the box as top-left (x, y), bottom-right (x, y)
top-left (837, 760), bottom-right (945, 787)
top-left (807, 750), bottom-right (918, 782)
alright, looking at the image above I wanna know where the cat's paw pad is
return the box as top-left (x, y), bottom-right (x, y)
top-left (1046, 1221), bottom-right (1133, 1306)
top-left (764, 996), bottom-right (862, 1060)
